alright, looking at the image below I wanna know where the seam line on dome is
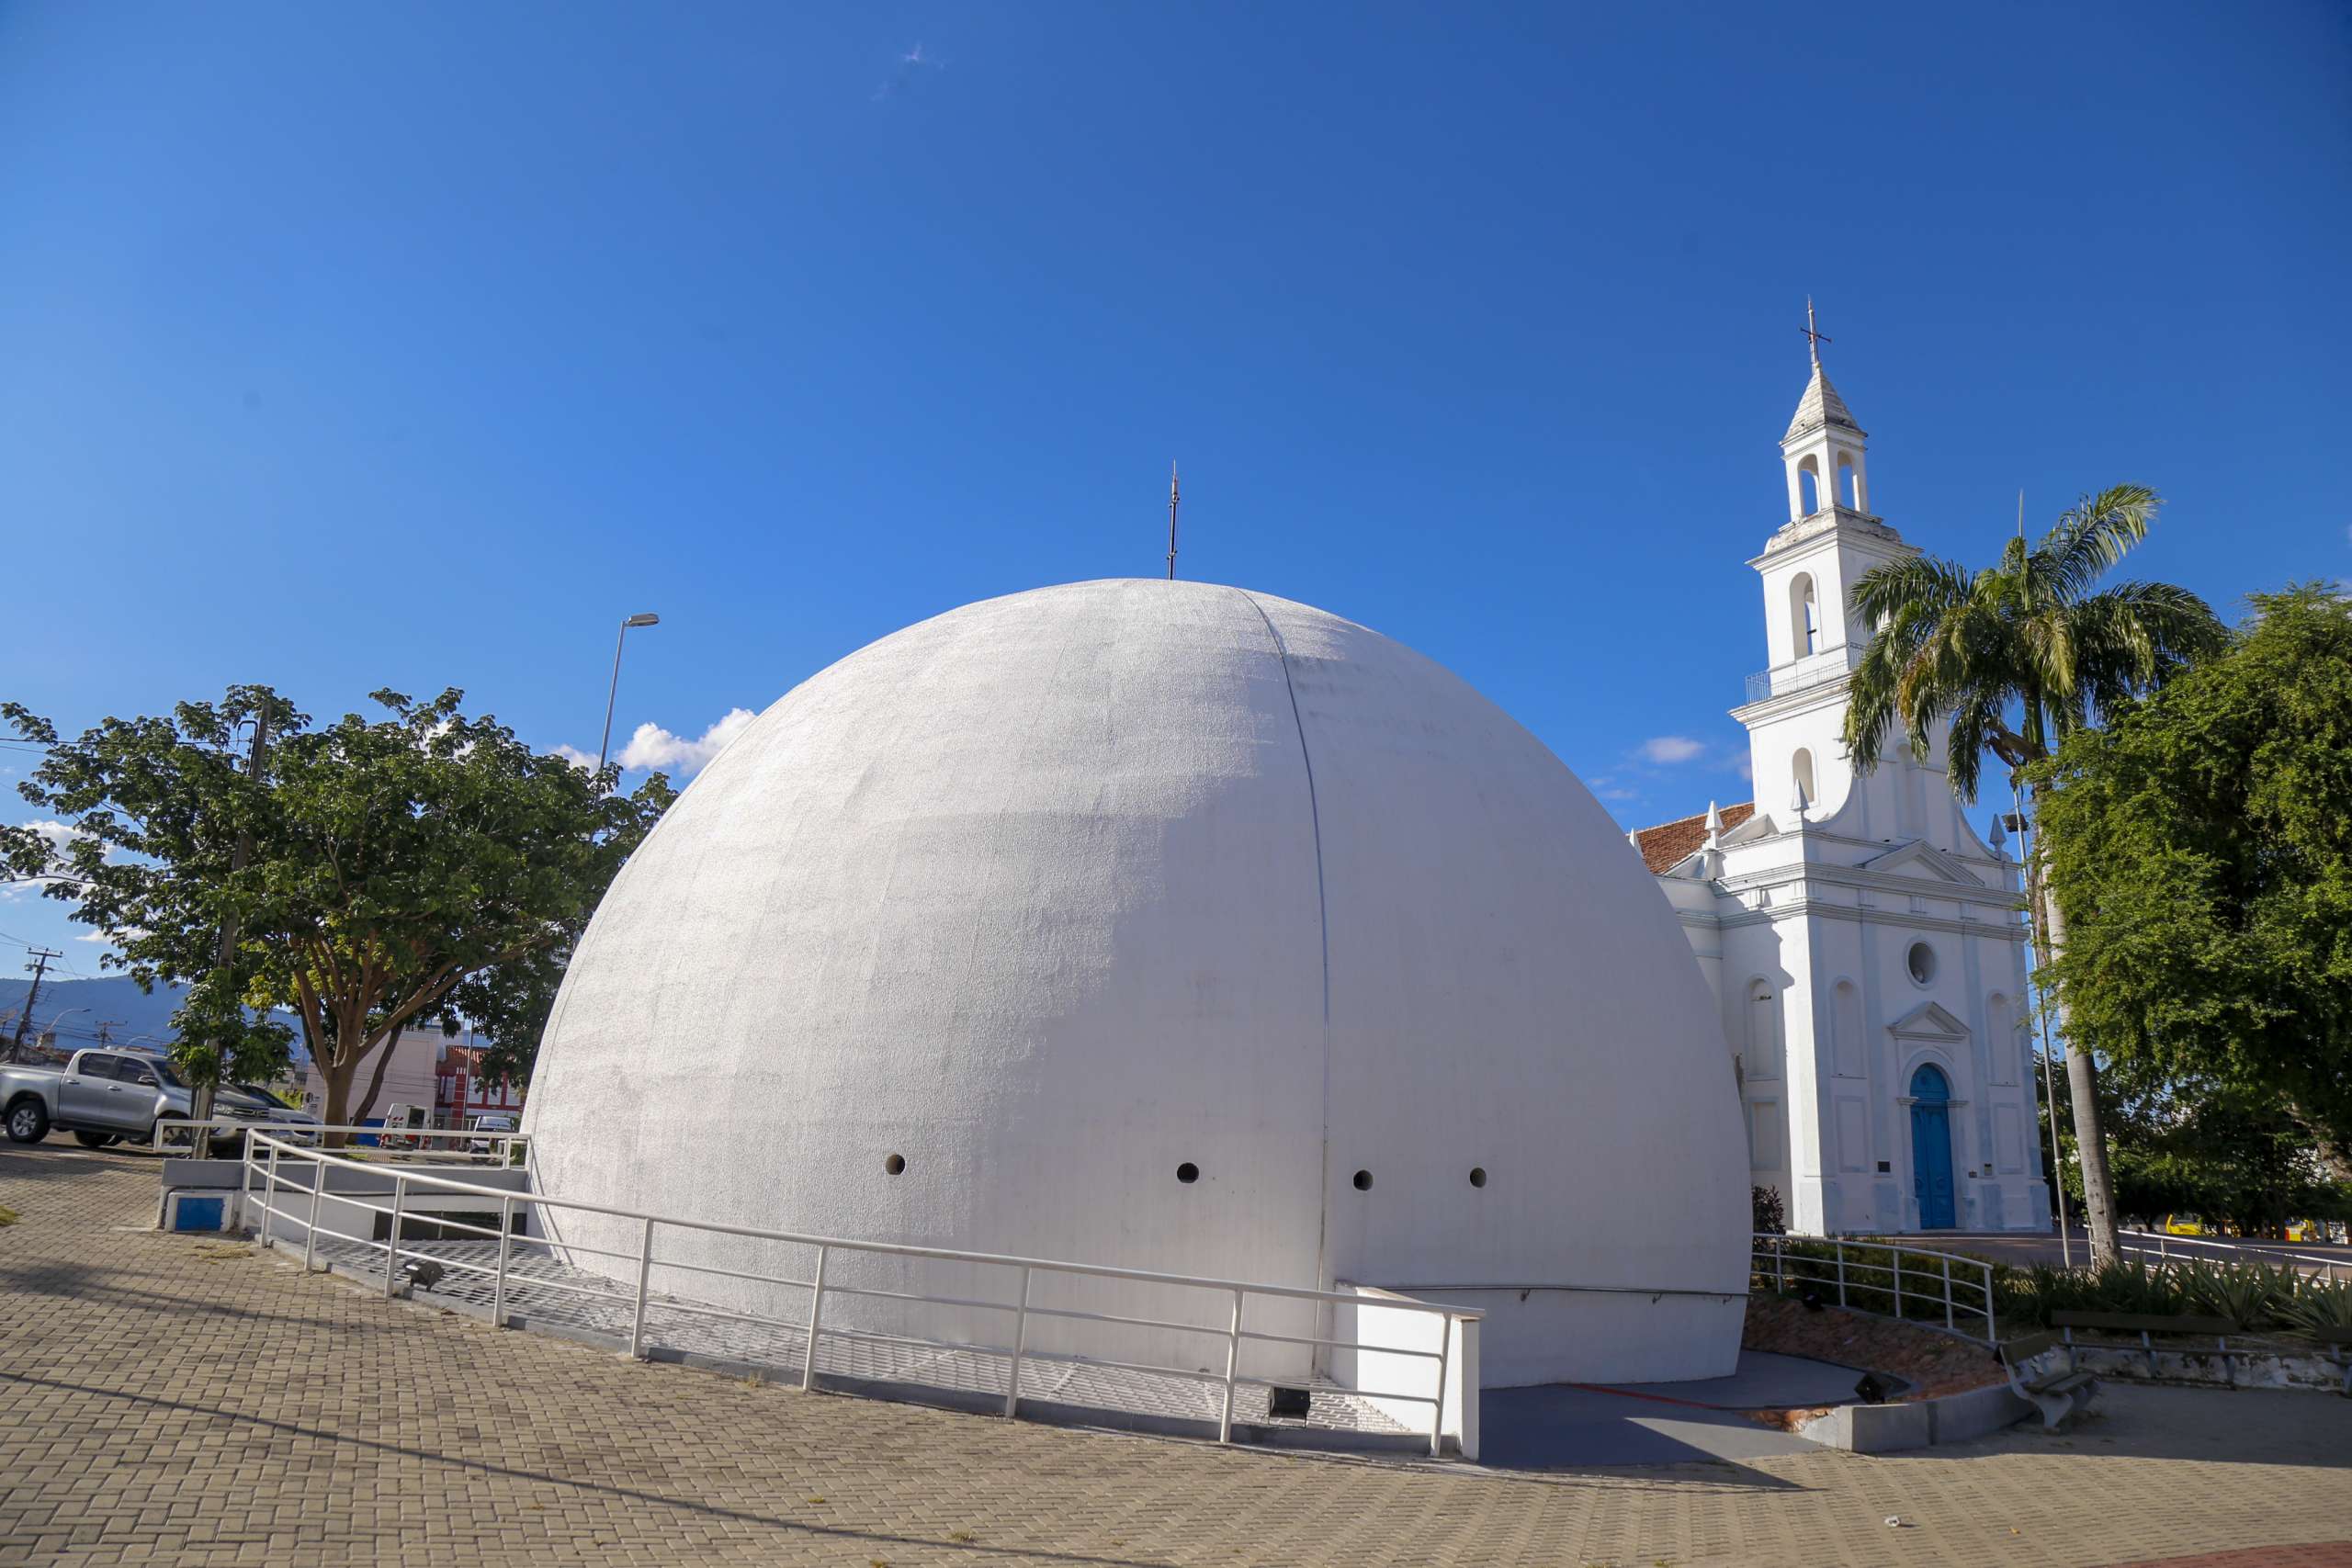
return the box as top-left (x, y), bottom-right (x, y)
top-left (1236, 588), bottom-right (1335, 1294)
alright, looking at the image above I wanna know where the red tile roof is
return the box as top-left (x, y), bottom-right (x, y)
top-left (1631, 802), bottom-right (1756, 874)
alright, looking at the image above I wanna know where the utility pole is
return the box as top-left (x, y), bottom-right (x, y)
top-left (192, 709), bottom-right (272, 1125)
top-left (95, 1020), bottom-right (124, 1046)
top-left (8, 948), bottom-right (62, 1064)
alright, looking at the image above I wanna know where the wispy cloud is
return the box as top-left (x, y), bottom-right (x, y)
top-left (616, 708), bottom-right (758, 775)
top-left (874, 40), bottom-right (944, 102)
top-left (1637, 736), bottom-right (1708, 764)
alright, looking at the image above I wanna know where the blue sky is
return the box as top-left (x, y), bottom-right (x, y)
top-left (3, 2), bottom-right (2348, 968)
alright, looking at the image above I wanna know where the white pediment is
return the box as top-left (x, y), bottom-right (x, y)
top-left (1887, 1000), bottom-right (1970, 1042)
top-left (1860, 840), bottom-right (1984, 887)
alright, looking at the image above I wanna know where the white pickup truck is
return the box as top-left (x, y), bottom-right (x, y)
top-left (0, 1048), bottom-right (315, 1153)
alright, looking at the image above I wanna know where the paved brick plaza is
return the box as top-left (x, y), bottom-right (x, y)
top-left (3, 1144), bottom-right (2347, 1567)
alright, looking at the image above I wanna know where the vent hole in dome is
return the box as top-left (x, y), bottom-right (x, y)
top-left (1351, 1169), bottom-right (1373, 1191)
top-left (883, 1153), bottom-right (906, 1176)
top-left (1469, 1167), bottom-right (1487, 1188)
top-left (1176, 1162), bottom-right (1200, 1185)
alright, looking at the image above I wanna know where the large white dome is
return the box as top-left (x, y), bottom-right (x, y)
top-left (525, 579), bottom-right (1747, 1386)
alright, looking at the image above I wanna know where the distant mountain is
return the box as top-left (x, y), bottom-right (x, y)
top-left (0, 975), bottom-right (308, 1065)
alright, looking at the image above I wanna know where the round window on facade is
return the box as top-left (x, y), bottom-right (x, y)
top-left (883, 1153), bottom-right (906, 1176)
top-left (1906, 942), bottom-right (1937, 987)
top-left (1351, 1169), bottom-right (1374, 1191)
top-left (1468, 1167), bottom-right (1487, 1189)
top-left (1176, 1162), bottom-right (1200, 1184)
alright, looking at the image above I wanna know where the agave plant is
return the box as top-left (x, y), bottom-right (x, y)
top-left (2276, 1279), bottom-right (2352, 1337)
top-left (2173, 1259), bottom-right (2297, 1330)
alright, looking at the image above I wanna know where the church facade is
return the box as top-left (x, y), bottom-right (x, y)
top-left (1632, 351), bottom-right (2052, 1238)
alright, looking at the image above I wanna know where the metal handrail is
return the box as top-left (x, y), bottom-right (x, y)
top-left (1748, 1232), bottom-right (1997, 1341)
top-left (155, 1118), bottom-right (526, 1162)
top-left (233, 1131), bottom-right (1477, 1457)
top-left (1742, 657), bottom-right (1852, 705)
top-left (2118, 1228), bottom-right (2345, 1283)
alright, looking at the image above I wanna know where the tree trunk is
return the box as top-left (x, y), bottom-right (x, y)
top-left (322, 1060), bottom-right (355, 1150)
top-left (2038, 874), bottom-right (2122, 1266)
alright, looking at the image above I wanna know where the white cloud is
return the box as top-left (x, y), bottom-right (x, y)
top-left (549, 743), bottom-right (598, 773)
top-left (616, 709), bottom-right (757, 775)
top-left (74, 929), bottom-right (115, 944)
top-left (1637, 736), bottom-right (1708, 764)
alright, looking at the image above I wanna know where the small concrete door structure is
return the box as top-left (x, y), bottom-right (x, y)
top-left (1909, 1064), bottom-right (1957, 1230)
top-left (524, 579), bottom-right (1749, 1390)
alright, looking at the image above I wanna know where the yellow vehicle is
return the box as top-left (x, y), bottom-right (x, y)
top-left (2161, 1213), bottom-right (2207, 1236)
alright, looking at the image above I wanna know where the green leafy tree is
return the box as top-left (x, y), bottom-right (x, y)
top-left (6, 686), bottom-right (672, 1139)
top-left (0, 821), bottom-right (49, 885)
top-left (2032, 585), bottom-right (2352, 1182)
top-left (1842, 486), bottom-right (2223, 1262)
top-left (2036, 1052), bottom-right (2350, 1235)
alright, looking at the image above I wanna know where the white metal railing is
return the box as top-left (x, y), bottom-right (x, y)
top-left (232, 1131), bottom-right (1477, 1457)
top-left (2119, 1227), bottom-right (2346, 1283)
top-left (154, 1118), bottom-right (528, 1163)
top-left (1750, 1233), bottom-right (1997, 1341)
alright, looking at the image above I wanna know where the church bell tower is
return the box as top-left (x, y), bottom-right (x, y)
top-left (1736, 307), bottom-right (1934, 836)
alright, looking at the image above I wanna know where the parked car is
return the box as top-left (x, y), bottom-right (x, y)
top-left (1, 1049), bottom-right (320, 1154)
top-left (466, 1112), bottom-right (519, 1156)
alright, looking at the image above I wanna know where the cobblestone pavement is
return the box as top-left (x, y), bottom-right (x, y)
top-left (5, 1145), bottom-right (2349, 1568)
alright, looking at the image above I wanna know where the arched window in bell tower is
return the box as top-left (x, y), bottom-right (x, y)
top-left (1838, 455), bottom-right (1860, 510)
top-left (1790, 574), bottom-right (1821, 657)
top-left (1798, 456), bottom-right (1824, 516)
top-left (1792, 747), bottom-right (1816, 807)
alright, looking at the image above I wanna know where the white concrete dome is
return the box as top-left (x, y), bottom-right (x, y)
top-left (525, 579), bottom-right (1747, 1384)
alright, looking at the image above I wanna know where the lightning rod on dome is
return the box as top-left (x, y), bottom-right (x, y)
top-left (1166, 461), bottom-right (1180, 581)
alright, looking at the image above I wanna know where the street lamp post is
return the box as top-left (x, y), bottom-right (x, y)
top-left (596, 614), bottom-right (662, 775)
top-left (39, 1007), bottom-right (91, 1054)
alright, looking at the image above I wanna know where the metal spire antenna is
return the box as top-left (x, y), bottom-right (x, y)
top-left (1166, 461), bottom-right (1180, 580)
top-left (1801, 297), bottom-right (1830, 367)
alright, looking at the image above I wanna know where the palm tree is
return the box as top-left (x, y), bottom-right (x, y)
top-left (1842, 485), bottom-right (2222, 1264)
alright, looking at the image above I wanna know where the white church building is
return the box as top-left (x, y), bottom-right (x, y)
top-left (1632, 348), bottom-right (2052, 1239)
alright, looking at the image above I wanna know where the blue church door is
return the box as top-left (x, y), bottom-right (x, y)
top-left (1910, 1064), bottom-right (1956, 1230)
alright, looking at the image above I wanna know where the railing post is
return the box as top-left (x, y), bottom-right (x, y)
top-left (1003, 1266), bottom-right (1033, 1419)
top-left (261, 1145), bottom-right (282, 1249)
top-left (1942, 1255), bottom-right (1954, 1331)
top-left (629, 1215), bottom-right (655, 1359)
top-left (301, 1155), bottom-right (325, 1271)
top-left (385, 1175), bottom-right (407, 1296)
top-left (238, 1139), bottom-right (256, 1234)
top-left (801, 1245), bottom-right (829, 1393)
top-left (1982, 1261), bottom-right (1996, 1337)
top-left (491, 1194), bottom-right (514, 1328)
top-left (1892, 1251), bottom-right (1902, 1319)
top-left (1217, 1289), bottom-right (1244, 1445)
top-left (1835, 1246), bottom-right (1847, 1308)
top-left (1776, 1238), bottom-right (1786, 1293)
top-left (1429, 1312), bottom-right (1453, 1460)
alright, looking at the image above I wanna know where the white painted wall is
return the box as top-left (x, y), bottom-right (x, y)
top-left (526, 580), bottom-right (1748, 1385)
